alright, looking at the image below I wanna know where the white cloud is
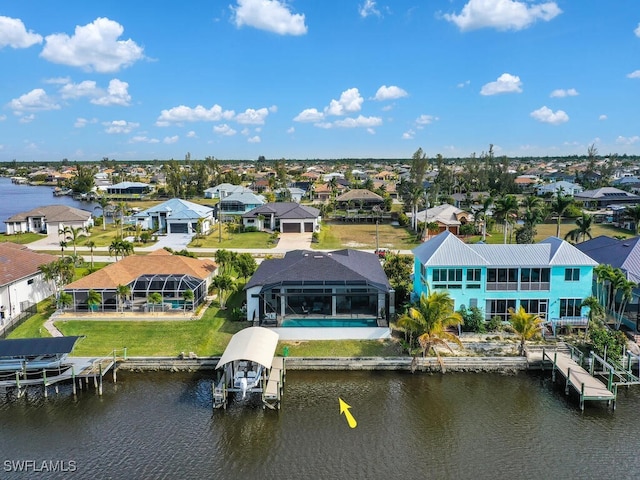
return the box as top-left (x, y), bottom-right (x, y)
top-left (333, 115), bottom-right (382, 128)
top-left (374, 85), bottom-right (408, 101)
top-left (293, 108), bottom-right (324, 123)
top-left (214, 124), bottom-right (237, 136)
top-left (325, 88), bottom-right (363, 116)
top-left (287, 127), bottom-right (295, 134)
top-left (530, 106), bottom-right (569, 124)
top-left (416, 114), bottom-right (438, 126)
top-left (157, 104), bottom-right (235, 125)
top-left (92, 79), bottom-right (131, 106)
top-left (599, 114), bottom-right (607, 121)
top-left (0, 115), bottom-right (6, 121)
top-left (616, 135), bottom-right (640, 145)
top-left (163, 136), bottom-right (179, 144)
top-left (19, 114), bottom-right (36, 124)
top-left (627, 70), bottom-right (640, 79)
top-left (0, 16), bottom-right (42, 49)
top-left (104, 120), bottom-right (139, 134)
top-left (402, 129), bottom-right (415, 140)
top-left (443, 0), bottom-right (562, 31)
top-left (457, 80), bottom-right (471, 88)
top-left (186, 131), bottom-right (197, 138)
top-left (367, 128), bottom-right (376, 135)
top-left (359, 0), bottom-right (381, 18)
top-left (74, 117), bottom-right (98, 128)
top-left (315, 122), bottom-right (333, 129)
top-left (550, 88), bottom-right (578, 98)
top-left (480, 73), bottom-right (523, 95)
top-left (236, 107), bottom-right (269, 125)
top-left (60, 80), bottom-right (98, 99)
top-left (41, 17), bottom-right (144, 73)
top-left (240, 128), bottom-right (250, 136)
top-left (130, 136), bottom-right (159, 144)
top-left (248, 136), bottom-right (261, 143)
top-left (635, 23), bottom-right (640, 37)
top-left (231, 0), bottom-right (307, 36)
top-left (8, 89), bottom-right (60, 112)
top-left (44, 76), bottom-right (71, 85)
top-left (269, 105), bottom-right (278, 113)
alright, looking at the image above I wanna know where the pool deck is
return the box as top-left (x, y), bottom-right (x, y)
top-left (271, 327), bottom-right (391, 341)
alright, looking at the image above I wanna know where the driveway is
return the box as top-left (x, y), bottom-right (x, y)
top-left (273, 232), bottom-right (312, 252)
top-left (141, 233), bottom-right (195, 251)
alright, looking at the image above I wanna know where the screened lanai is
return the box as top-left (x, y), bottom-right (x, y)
top-left (62, 249), bottom-right (217, 314)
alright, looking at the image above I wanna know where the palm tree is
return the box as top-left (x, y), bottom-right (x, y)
top-left (550, 192), bottom-right (574, 238)
top-left (594, 264), bottom-right (614, 307)
top-left (59, 240), bottom-right (67, 258)
top-left (581, 296), bottom-right (604, 341)
top-left (94, 195), bottom-right (112, 231)
top-left (212, 274), bottom-right (235, 309)
top-left (87, 289), bottom-right (102, 312)
top-left (148, 292), bottom-right (163, 313)
top-left (476, 195), bottom-right (493, 241)
top-left (508, 306), bottom-right (543, 355)
top-left (182, 289), bottom-right (195, 311)
top-left (613, 275), bottom-right (636, 330)
top-left (86, 240), bottom-right (96, 270)
top-left (115, 201), bottom-right (129, 237)
top-left (58, 291), bottom-right (73, 311)
top-left (564, 213), bottom-right (593, 244)
top-left (493, 195), bottom-right (519, 244)
top-left (66, 226), bottom-right (86, 256)
top-left (109, 239), bottom-right (134, 261)
top-left (116, 284), bottom-right (131, 313)
top-left (397, 291), bottom-right (463, 372)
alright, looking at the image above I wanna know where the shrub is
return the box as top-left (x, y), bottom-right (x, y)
top-left (487, 316), bottom-right (504, 332)
top-left (397, 212), bottom-right (410, 227)
top-left (458, 305), bottom-right (486, 333)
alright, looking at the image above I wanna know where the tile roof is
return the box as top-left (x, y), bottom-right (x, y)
top-left (335, 189), bottom-right (383, 202)
top-left (245, 249), bottom-right (391, 291)
top-left (64, 251), bottom-right (217, 290)
top-left (6, 205), bottom-right (92, 223)
top-left (413, 231), bottom-right (598, 267)
top-left (0, 243), bottom-right (57, 286)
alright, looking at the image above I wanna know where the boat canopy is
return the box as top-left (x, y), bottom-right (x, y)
top-left (0, 336), bottom-right (83, 359)
top-left (216, 327), bottom-right (279, 370)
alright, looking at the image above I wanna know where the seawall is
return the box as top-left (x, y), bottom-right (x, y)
top-left (115, 355), bottom-right (535, 373)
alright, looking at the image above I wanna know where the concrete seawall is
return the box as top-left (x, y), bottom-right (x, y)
top-left (115, 355), bottom-right (533, 373)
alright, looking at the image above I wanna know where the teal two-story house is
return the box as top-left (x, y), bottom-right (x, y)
top-left (412, 231), bottom-right (598, 322)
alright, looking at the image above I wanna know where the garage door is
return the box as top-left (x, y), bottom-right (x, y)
top-left (304, 222), bottom-right (314, 232)
top-left (170, 222), bottom-right (189, 233)
top-left (282, 223), bottom-right (301, 233)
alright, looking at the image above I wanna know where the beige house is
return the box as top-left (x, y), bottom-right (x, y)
top-left (5, 205), bottom-right (93, 236)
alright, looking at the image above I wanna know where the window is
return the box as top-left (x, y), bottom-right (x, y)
top-left (564, 268), bottom-right (580, 282)
top-left (520, 299), bottom-right (548, 319)
top-left (27, 279), bottom-right (34, 285)
top-left (485, 299), bottom-right (516, 322)
top-left (486, 268), bottom-right (518, 290)
top-left (560, 299), bottom-right (582, 317)
top-left (520, 268), bottom-right (550, 291)
top-left (466, 268), bottom-right (481, 282)
top-left (432, 268), bottom-right (462, 283)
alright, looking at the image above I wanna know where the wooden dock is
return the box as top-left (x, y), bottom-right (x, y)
top-left (263, 356), bottom-right (286, 410)
top-left (542, 349), bottom-right (615, 410)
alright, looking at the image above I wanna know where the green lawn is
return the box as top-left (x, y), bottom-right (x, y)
top-left (278, 339), bottom-right (403, 357)
top-left (6, 300), bottom-right (56, 339)
top-left (189, 226), bottom-right (274, 248)
top-left (313, 221), bottom-right (420, 250)
top-left (1, 232), bottom-right (46, 244)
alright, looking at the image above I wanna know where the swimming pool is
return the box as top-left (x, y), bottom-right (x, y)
top-left (280, 318), bottom-right (378, 327)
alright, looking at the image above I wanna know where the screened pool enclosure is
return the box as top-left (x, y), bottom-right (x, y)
top-left (65, 273), bottom-right (208, 312)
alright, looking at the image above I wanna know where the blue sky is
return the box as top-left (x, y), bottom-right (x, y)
top-left (1, 0), bottom-right (639, 162)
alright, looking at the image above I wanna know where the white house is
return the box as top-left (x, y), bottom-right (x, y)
top-left (132, 198), bottom-right (214, 234)
top-left (5, 205), bottom-right (94, 236)
top-left (204, 183), bottom-right (252, 199)
top-left (0, 243), bottom-right (56, 329)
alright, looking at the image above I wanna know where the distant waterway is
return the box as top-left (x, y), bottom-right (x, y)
top-left (1, 370), bottom-right (639, 480)
top-left (0, 177), bottom-right (98, 233)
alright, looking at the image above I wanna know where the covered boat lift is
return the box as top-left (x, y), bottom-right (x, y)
top-left (213, 327), bottom-right (285, 410)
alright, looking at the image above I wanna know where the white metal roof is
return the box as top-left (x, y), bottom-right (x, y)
top-left (215, 327), bottom-right (279, 370)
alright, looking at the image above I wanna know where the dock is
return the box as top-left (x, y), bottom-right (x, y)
top-left (541, 348), bottom-right (615, 410)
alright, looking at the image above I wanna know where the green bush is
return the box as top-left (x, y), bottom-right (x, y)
top-left (397, 212), bottom-right (410, 227)
top-left (458, 305), bottom-right (486, 333)
top-left (487, 316), bottom-right (504, 332)
top-left (589, 321), bottom-right (628, 362)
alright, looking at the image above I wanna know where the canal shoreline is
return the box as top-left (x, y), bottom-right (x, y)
top-left (114, 355), bottom-right (540, 373)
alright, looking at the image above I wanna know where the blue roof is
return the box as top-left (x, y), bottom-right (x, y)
top-left (134, 198), bottom-right (213, 220)
top-left (575, 235), bottom-right (640, 282)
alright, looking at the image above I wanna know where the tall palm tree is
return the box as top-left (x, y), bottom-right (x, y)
top-left (614, 276), bottom-right (636, 330)
top-left (212, 274), bottom-right (235, 309)
top-left (476, 195), bottom-right (493, 241)
top-left (86, 240), bottom-right (96, 270)
top-left (94, 195), bottom-right (112, 231)
top-left (397, 291), bottom-right (463, 372)
top-left (66, 226), bottom-right (86, 256)
top-left (493, 195), bottom-right (519, 244)
top-left (148, 292), bottom-right (163, 313)
top-left (508, 306), bottom-right (543, 355)
top-left (115, 201), bottom-right (129, 237)
top-left (550, 192), bottom-right (574, 238)
top-left (564, 213), bottom-right (593, 244)
top-left (593, 264), bottom-right (614, 307)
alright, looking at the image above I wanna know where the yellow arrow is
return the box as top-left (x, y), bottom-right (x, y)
top-left (338, 398), bottom-right (357, 428)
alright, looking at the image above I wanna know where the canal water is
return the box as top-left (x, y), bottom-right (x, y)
top-left (0, 177), bottom-right (98, 233)
top-left (1, 370), bottom-right (639, 479)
